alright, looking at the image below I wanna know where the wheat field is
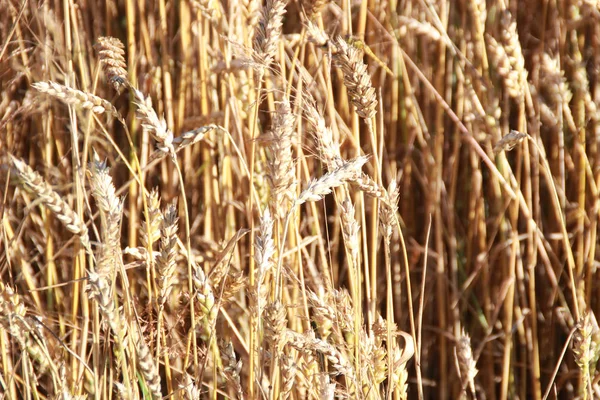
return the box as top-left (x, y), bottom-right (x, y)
top-left (1, 0), bottom-right (600, 399)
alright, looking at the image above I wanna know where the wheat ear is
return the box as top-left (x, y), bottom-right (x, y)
top-left (89, 156), bottom-right (123, 281)
top-left (295, 156), bottom-right (368, 205)
top-left (332, 37), bottom-right (378, 120)
top-left (11, 156), bottom-right (92, 255)
top-left (157, 202), bottom-right (179, 306)
top-left (285, 330), bottom-right (356, 382)
top-left (455, 328), bottom-right (478, 398)
top-left (131, 88), bottom-right (175, 155)
top-left (96, 36), bottom-right (130, 91)
top-left (253, 0), bottom-right (288, 69)
top-left (136, 337), bottom-right (162, 400)
top-left (266, 99), bottom-right (296, 219)
top-left (32, 81), bottom-right (123, 120)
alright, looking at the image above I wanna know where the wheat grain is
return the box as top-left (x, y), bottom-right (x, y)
top-left (172, 124), bottom-right (224, 150)
top-left (280, 353), bottom-right (296, 400)
top-left (305, 20), bottom-right (329, 47)
top-left (133, 188), bottom-right (163, 268)
top-left (253, 207), bottom-right (275, 317)
top-left (350, 172), bottom-right (392, 206)
top-left (379, 179), bottom-right (399, 243)
top-left (264, 301), bottom-right (287, 351)
top-left (304, 99), bottom-right (343, 169)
